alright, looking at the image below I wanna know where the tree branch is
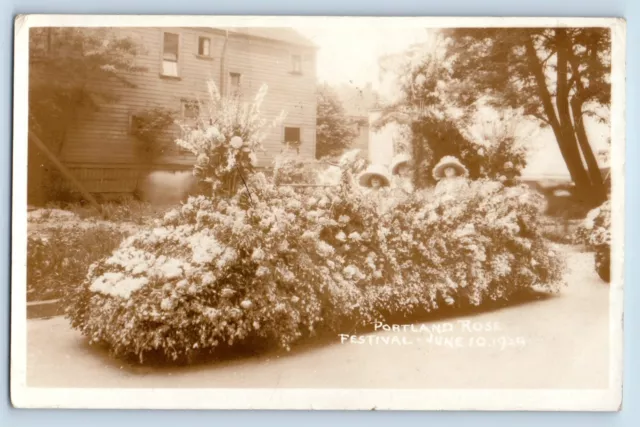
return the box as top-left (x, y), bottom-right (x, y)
top-left (531, 112), bottom-right (551, 125)
top-left (540, 49), bottom-right (556, 65)
top-left (523, 35), bottom-right (562, 136)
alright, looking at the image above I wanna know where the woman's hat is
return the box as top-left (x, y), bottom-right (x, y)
top-left (390, 153), bottom-right (412, 175)
top-left (432, 155), bottom-right (469, 180)
top-left (358, 164), bottom-right (391, 187)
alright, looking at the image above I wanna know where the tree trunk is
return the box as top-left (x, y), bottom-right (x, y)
top-left (554, 29), bottom-right (598, 204)
top-left (566, 42), bottom-right (607, 205)
top-left (524, 32), bottom-right (594, 202)
top-left (570, 96), bottom-right (606, 204)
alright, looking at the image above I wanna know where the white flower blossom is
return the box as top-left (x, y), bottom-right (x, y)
top-left (220, 288), bottom-right (235, 298)
top-left (348, 232), bottom-right (362, 241)
top-left (316, 241), bottom-right (335, 257)
top-left (251, 248), bottom-right (266, 261)
top-left (256, 266), bottom-right (270, 277)
top-left (230, 136), bottom-right (244, 149)
top-left (160, 298), bottom-right (173, 311)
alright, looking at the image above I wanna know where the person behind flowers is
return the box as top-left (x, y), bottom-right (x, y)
top-left (432, 155), bottom-right (470, 200)
top-left (389, 153), bottom-right (414, 197)
top-left (357, 164), bottom-right (392, 214)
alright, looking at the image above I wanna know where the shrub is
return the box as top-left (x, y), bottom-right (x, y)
top-left (575, 200), bottom-right (611, 283)
top-left (575, 200), bottom-right (611, 248)
top-left (130, 107), bottom-right (179, 158)
top-left (43, 199), bottom-right (163, 225)
top-left (65, 166), bottom-right (564, 363)
top-left (28, 225), bottom-right (129, 301)
top-left (271, 153), bottom-right (318, 186)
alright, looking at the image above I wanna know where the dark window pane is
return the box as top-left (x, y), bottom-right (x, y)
top-left (284, 127), bottom-right (301, 143)
top-left (230, 72), bottom-right (241, 87)
top-left (163, 32), bottom-right (179, 61)
top-left (291, 54), bottom-right (302, 73)
top-left (198, 37), bottom-right (211, 56)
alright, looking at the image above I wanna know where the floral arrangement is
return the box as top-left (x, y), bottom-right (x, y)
top-left (382, 180), bottom-right (564, 311)
top-left (176, 81), bottom-right (286, 197)
top-left (65, 163), bottom-right (564, 363)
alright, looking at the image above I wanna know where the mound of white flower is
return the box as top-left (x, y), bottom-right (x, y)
top-left (66, 176), bottom-right (564, 363)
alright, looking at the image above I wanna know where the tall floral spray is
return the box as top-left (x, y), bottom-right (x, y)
top-left (176, 81), bottom-right (286, 198)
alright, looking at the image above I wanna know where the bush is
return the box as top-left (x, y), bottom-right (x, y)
top-left (65, 166), bottom-right (565, 363)
top-left (575, 200), bottom-right (611, 283)
top-left (43, 200), bottom-right (163, 225)
top-left (28, 225), bottom-right (129, 301)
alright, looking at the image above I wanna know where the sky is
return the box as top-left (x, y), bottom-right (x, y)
top-left (298, 26), bottom-right (430, 92)
top-left (295, 26), bottom-right (611, 177)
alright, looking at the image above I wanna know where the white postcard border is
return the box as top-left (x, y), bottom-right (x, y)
top-left (10, 14), bottom-right (626, 411)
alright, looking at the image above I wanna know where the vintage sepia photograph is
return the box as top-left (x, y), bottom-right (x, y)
top-left (11, 15), bottom-right (625, 410)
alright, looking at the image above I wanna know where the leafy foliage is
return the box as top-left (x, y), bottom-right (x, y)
top-left (28, 224), bottom-right (130, 302)
top-left (574, 200), bottom-right (611, 283)
top-left (29, 27), bottom-right (147, 153)
top-left (374, 38), bottom-right (530, 189)
top-left (131, 107), bottom-right (180, 159)
top-left (316, 84), bottom-right (359, 159)
top-left (575, 200), bottom-right (611, 248)
top-left (440, 27), bottom-right (611, 204)
top-left (442, 28), bottom-right (611, 120)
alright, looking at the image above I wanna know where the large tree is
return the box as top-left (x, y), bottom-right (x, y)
top-left (29, 27), bottom-right (146, 154)
top-left (441, 28), bottom-right (611, 206)
top-left (315, 83), bottom-right (359, 159)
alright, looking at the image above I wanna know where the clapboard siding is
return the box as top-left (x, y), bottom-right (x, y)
top-left (61, 27), bottom-right (317, 181)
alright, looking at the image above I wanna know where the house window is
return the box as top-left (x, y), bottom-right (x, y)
top-left (291, 54), bottom-right (302, 74)
top-left (162, 32), bottom-right (180, 77)
top-left (284, 127), bottom-right (301, 149)
top-left (229, 72), bottom-right (242, 95)
top-left (129, 114), bottom-right (144, 135)
top-left (198, 36), bottom-right (211, 57)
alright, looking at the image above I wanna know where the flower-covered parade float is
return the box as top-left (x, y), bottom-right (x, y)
top-left (65, 82), bottom-right (565, 364)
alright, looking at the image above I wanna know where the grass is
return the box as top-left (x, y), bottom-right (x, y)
top-left (27, 199), bottom-right (171, 302)
top-left (42, 199), bottom-right (166, 226)
top-left (27, 225), bottom-right (130, 302)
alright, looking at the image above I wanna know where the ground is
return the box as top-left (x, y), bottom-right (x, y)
top-left (26, 247), bottom-right (610, 389)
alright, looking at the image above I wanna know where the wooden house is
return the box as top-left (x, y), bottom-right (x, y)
top-left (52, 27), bottom-right (319, 196)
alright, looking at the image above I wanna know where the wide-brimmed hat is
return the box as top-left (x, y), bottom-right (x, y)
top-left (358, 164), bottom-right (391, 188)
top-left (390, 153), bottom-right (412, 175)
top-left (432, 155), bottom-right (469, 180)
